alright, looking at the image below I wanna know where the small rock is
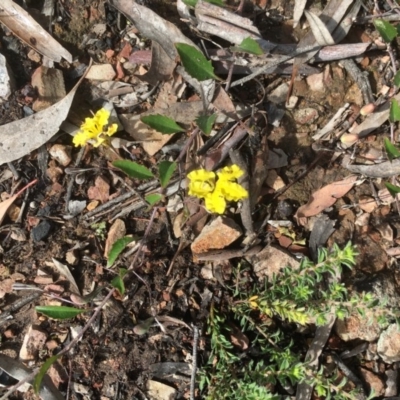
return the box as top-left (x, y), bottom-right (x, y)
top-left (34, 275), bottom-right (53, 285)
top-left (31, 66), bottom-right (66, 111)
top-left (146, 380), bottom-right (176, 400)
top-left (306, 72), bottom-right (324, 92)
top-left (246, 245), bottom-right (300, 280)
top-left (66, 250), bottom-right (79, 266)
top-left (86, 64), bottom-right (116, 80)
top-left (46, 164), bottom-right (64, 183)
top-left (27, 49), bottom-right (41, 63)
top-left (378, 324), bottom-right (400, 363)
top-left (191, 217), bottom-right (242, 254)
top-left (267, 82), bottom-right (289, 104)
top-left (335, 311), bottom-right (381, 342)
top-left (385, 369), bottom-right (398, 397)
top-left (49, 144), bottom-right (72, 167)
top-left (19, 325), bottom-right (48, 360)
top-left (293, 108), bottom-right (319, 125)
top-left (31, 220), bottom-right (52, 242)
top-left (359, 368), bottom-right (385, 396)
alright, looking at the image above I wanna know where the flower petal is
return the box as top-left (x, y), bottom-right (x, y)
top-left (217, 180), bottom-right (248, 202)
top-left (217, 164), bottom-right (244, 181)
top-left (205, 191), bottom-right (226, 214)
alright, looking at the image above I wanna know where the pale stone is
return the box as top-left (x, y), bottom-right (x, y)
top-left (146, 380), bottom-right (176, 400)
top-left (359, 368), bottom-right (385, 396)
top-left (49, 144), bottom-right (72, 167)
top-left (306, 72), bottom-right (325, 92)
top-left (86, 64), bottom-right (116, 80)
top-left (247, 245), bottom-right (300, 280)
top-left (19, 325), bottom-right (48, 360)
top-left (378, 324), bottom-right (400, 363)
top-left (191, 217), bottom-right (242, 254)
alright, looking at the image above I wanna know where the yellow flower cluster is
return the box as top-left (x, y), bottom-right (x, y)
top-left (72, 108), bottom-right (118, 147)
top-left (187, 164), bottom-right (248, 214)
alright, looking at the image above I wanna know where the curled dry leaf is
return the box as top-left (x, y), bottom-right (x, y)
top-left (0, 61), bottom-right (91, 166)
top-left (295, 175), bottom-right (358, 226)
top-left (0, 0), bottom-right (72, 63)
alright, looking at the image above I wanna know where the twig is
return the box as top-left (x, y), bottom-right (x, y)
top-left (175, 127), bottom-right (200, 163)
top-left (190, 325), bottom-right (199, 400)
top-left (0, 369), bottom-right (38, 400)
top-left (6, 162), bottom-right (19, 180)
top-left (65, 145), bottom-right (85, 213)
top-left (230, 44), bottom-right (321, 87)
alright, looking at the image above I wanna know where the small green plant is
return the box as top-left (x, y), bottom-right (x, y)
top-left (91, 221), bottom-right (107, 240)
top-left (199, 243), bottom-right (393, 399)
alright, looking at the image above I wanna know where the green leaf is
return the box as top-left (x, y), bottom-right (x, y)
top-left (233, 37), bottom-right (263, 55)
top-left (385, 182), bottom-right (400, 197)
top-left (390, 99), bottom-right (400, 122)
top-left (33, 355), bottom-right (60, 394)
top-left (196, 114), bottom-right (217, 135)
top-left (145, 193), bottom-right (163, 206)
top-left (36, 306), bottom-right (86, 320)
top-left (175, 43), bottom-right (219, 81)
top-left (141, 114), bottom-right (184, 134)
top-left (384, 137), bottom-right (400, 161)
top-left (373, 19), bottom-right (398, 43)
top-left (158, 161), bottom-right (177, 188)
top-left (107, 236), bottom-right (136, 268)
top-left (111, 275), bottom-right (125, 296)
top-left (183, 0), bottom-right (224, 6)
top-left (395, 70), bottom-right (400, 86)
top-left (113, 160), bottom-right (154, 179)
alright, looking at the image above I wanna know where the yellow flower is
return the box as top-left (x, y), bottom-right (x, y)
top-left (216, 180), bottom-right (248, 202)
top-left (217, 164), bottom-right (244, 181)
top-left (187, 164), bottom-right (248, 214)
top-left (204, 189), bottom-right (226, 214)
top-left (187, 169), bottom-right (216, 198)
top-left (72, 108), bottom-right (118, 147)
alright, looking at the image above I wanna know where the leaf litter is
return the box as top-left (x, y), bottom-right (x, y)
top-left (1, 0), bottom-right (400, 398)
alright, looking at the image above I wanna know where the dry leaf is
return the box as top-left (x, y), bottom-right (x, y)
top-left (0, 61), bottom-right (91, 166)
top-left (0, 180), bottom-right (37, 226)
top-left (0, 0), bottom-right (72, 62)
top-left (295, 175), bottom-right (358, 225)
top-left (87, 176), bottom-right (110, 204)
top-left (293, 0), bottom-right (307, 28)
top-left (52, 258), bottom-right (80, 295)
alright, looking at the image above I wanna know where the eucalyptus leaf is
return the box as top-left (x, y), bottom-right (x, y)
top-left (107, 236), bottom-right (136, 268)
top-left (384, 137), bottom-right (400, 161)
top-left (374, 19), bottom-right (398, 43)
top-left (113, 160), bottom-right (154, 179)
top-left (395, 70), bottom-right (400, 87)
top-left (158, 161), bottom-right (177, 188)
top-left (33, 355), bottom-right (60, 394)
top-left (232, 37), bottom-right (263, 55)
top-left (175, 43), bottom-right (219, 81)
top-left (36, 305), bottom-right (86, 320)
top-left (141, 114), bottom-right (184, 134)
top-left (390, 99), bottom-right (400, 122)
top-left (196, 114), bottom-right (217, 135)
top-left (183, 0), bottom-right (224, 5)
top-left (385, 181), bottom-right (400, 198)
top-left (304, 10), bottom-right (335, 46)
top-left (145, 193), bottom-right (163, 206)
top-left (111, 275), bottom-right (125, 296)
